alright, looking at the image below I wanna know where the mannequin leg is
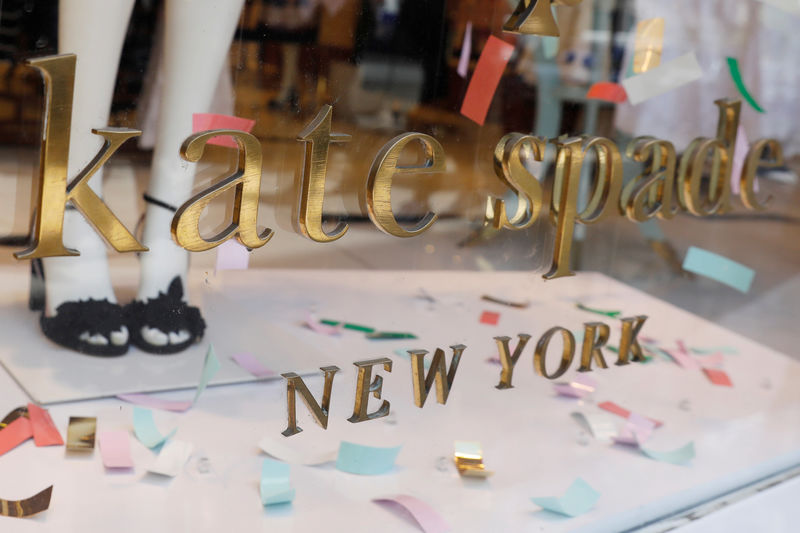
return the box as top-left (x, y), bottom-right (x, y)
top-left (270, 43), bottom-right (300, 110)
top-left (128, 0), bottom-right (246, 353)
top-left (39, 0), bottom-right (135, 355)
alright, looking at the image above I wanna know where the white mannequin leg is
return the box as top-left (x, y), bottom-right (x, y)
top-left (134, 0), bottom-right (245, 349)
top-left (41, 0), bottom-right (135, 349)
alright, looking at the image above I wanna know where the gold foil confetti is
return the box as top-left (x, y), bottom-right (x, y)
top-left (0, 485), bottom-right (53, 518)
top-left (633, 18), bottom-right (664, 73)
top-left (66, 416), bottom-right (96, 452)
top-left (453, 441), bottom-right (493, 478)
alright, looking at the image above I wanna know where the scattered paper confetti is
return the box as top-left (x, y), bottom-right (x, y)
top-left (481, 294), bottom-right (530, 308)
top-left (214, 239), bottom-right (250, 272)
top-left (457, 22), bottom-right (472, 78)
top-left (576, 303), bottom-right (621, 318)
top-left (27, 404), bottom-right (63, 447)
top-left (305, 313), bottom-right (344, 336)
top-left (319, 319), bottom-right (375, 333)
top-left (454, 441), bottom-right (493, 478)
top-left (641, 442), bottom-right (695, 465)
top-left (612, 413), bottom-right (656, 447)
top-left (149, 439), bottom-right (193, 477)
top-left (230, 352), bottom-right (275, 378)
top-left (597, 401), bottom-right (663, 427)
top-left (632, 18), bottom-right (664, 73)
top-left (571, 412), bottom-right (617, 441)
top-left (0, 416), bottom-right (32, 457)
top-left (460, 36), bottom-right (515, 125)
top-left (586, 82), bottom-right (627, 103)
top-left (118, 344), bottom-right (221, 411)
top-left (622, 52), bottom-right (702, 105)
top-left (373, 495), bottom-right (451, 533)
top-left (554, 374), bottom-right (597, 399)
top-left (258, 436), bottom-right (337, 466)
top-left (98, 430), bottom-right (134, 470)
top-left (726, 57), bottom-right (764, 113)
top-left (663, 348), bottom-right (700, 370)
top-left (132, 407), bottom-right (176, 449)
top-left (690, 346), bottom-right (738, 355)
top-left (0, 485), bottom-right (53, 518)
top-left (682, 246), bottom-right (755, 293)
top-left (192, 113), bottom-right (256, 148)
top-left (703, 368), bottom-right (733, 387)
top-left (479, 310), bottom-right (500, 325)
top-left (66, 416), bottom-right (96, 452)
top-left (260, 458), bottom-right (295, 506)
top-left (0, 406), bottom-right (27, 429)
top-left (367, 331), bottom-right (418, 340)
top-left (531, 478), bottom-right (600, 518)
top-left (336, 441), bottom-right (402, 475)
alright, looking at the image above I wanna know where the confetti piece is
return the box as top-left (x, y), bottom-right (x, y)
top-left (149, 439), bottom-right (193, 477)
top-left (260, 458), bottom-right (295, 506)
top-left (612, 413), bottom-right (656, 447)
top-left (481, 294), bottom-right (530, 308)
top-left (663, 348), bottom-right (700, 370)
top-left (0, 406), bottom-right (27, 429)
top-left (454, 441), bottom-right (493, 478)
top-left (98, 430), bottom-right (134, 469)
top-left (697, 352), bottom-right (725, 368)
top-left (0, 416), bottom-right (32, 457)
top-left (641, 442), bottom-right (695, 465)
top-left (319, 319), bottom-right (375, 333)
top-left (570, 412), bottom-right (617, 441)
top-left (66, 417), bottom-right (96, 452)
top-left (586, 82), bottom-right (627, 103)
top-left (366, 331), bottom-right (418, 340)
top-left (638, 219), bottom-right (665, 242)
top-left (373, 495), bottom-right (451, 533)
top-left (0, 485), bottom-right (53, 518)
top-left (132, 407), bottom-right (176, 449)
top-left (531, 478), bottom-right (600, 517)
top-left (192, 113), bottom-right (256, 148)
top-left (690, 346), bottom-right (738, 355)
top-left (726, 57), bottom-right (765, 113)
top-left (258, 436), bottom-right (337, 466)
top-left (457, 22), bottom-right (472, 78)
top-left (632, 18), bottom-right (664, 73)
top-left (306, 312), bottom-right (344, 336)
top-left (554, 374), bottom-right (597, 399)
top-left (479, 311), bottom-right (500, 325)
top-left (575, 303), bottom-right (621, 318)
top-left (26, 404), bottom-right (62, 447)
top-left (682, 246), bottom-right (755, 293)
top-left (118, 344), bottom-right (221, 411)
top-left (214, 239), bottom-right (250, 272)
top-left (597, 401), bottom-right (662, 427)
top-left (703, 368), bottom-right (733, 387)
top-left (336, 441), bottom-right (402, 475)
top-left (460, 36), bottom-right (515, 125)
top-left (622, 52), bottom-right (702, 105)
top-left (231, 352), bottom-right (275, 378)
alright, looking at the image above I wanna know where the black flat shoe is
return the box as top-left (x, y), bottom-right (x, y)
top-left (40, 299), bottom-right (130, 357)
top-left (123, 276), bottom-right (206, 355)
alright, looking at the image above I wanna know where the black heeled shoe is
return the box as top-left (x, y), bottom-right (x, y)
top-left (123, 276), bottom-right (206, 355)
top-left (31, 259), bottom-right (130, 357)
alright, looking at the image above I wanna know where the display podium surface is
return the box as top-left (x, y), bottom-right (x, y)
top-left (0, 268), bottom-right (799, 532)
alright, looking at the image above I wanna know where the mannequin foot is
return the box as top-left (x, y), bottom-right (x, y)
top-left (124, 277), bottom-right (206, 354)
top-left (40, 300), bottom-right (130, 357)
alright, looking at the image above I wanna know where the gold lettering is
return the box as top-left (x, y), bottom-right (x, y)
top-left (740, 139), bottom-right (782, 211)
top-left (171, 130), bottom-right (271, 252)
top-left (486, 133), bottom-right (545, 230)
top-left (503, 0), bottom-right (582, 36)
top-left (408, 344), bottom-right (466, 407)
top-left (281, 366), bottom-right (340, 437)
top-left (16, 54), bottom-right (147, 259)
top-left (348, 358), bottom-right (392, 423)
top-left (534, 326), bottom-right (575, 379)
top-left (296, 105), bottom-right (351, 242)
top-left (494, 334), bottom-right (532, 389)
top-left (622, 137), bottom-right (678, 222)
top-left (616, 315), bottom-right (648, 366)
top-left (577, 322), bottom-right (609, 372)
top-left (676, 138), bottom-right (730, 216)
top-left (366, 132), bottom-right (445, 237)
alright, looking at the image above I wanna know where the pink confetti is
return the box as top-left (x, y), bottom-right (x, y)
top-left (664, 348), bottom-right (701, 370)
top-left (479, 311), bottom-right (500, 325)
top-left (98, 430), bottom-right (134, 469)
top-left (598, 401), bottom-right (663, 427)
top-left (554, 375), bottom-right (597, 399)
top-left (231, 352), bottom-right (275, 378)
top-left (460, 36), bottom-right (514, 125)
top-left (215, 240), bottom-right (250, 272)
top-left (27, 403), bottom-right (63, 447)
top-left (457, 22), bottom-right (472, 78)
top-left (191, 113), bottom-right (256, 148)
top-left (699, 352), bottom-right (725, 368)
top-left (373, 495), bottom-right (451, 533)
top-left (305, 312), bottom-right (344, 336)
top-left (703, 368), bottom-right (733, 387)
top-left (612, 413), bottom-right (656, 447)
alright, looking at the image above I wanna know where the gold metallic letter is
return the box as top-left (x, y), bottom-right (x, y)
top-left (172, 130), bottom-right (272, 252)
top-left (494, 334), bottom-right (532, 389)
top-left (622, 137), bottom-right (678, 222)
top-left (408, 344), bottom-right (466, 408)
top-left (577, 322), bottom-right (609, 372)
top-left (348, 358), bottom-right (392, 423)
top-left (676, 138), bottom-right (730, 216)
top-left (740, 139), bottom-right (782, 211)
top-left (616, 316), bottom-right (648, 366)
top-left (366, 133), bottom-right (445, 237)
top-left (281, 366), bottom-right (340, 437)
top-left (486, 133), bottom-right (545, 230)
top-left (296, 105), bottom-right (351, 242)
top-left (503, 0), bottom-right (581, 36)
top-left (16, 54), bottom-right (147, 259)
top-left (534, 326), bottom-right (575, 379)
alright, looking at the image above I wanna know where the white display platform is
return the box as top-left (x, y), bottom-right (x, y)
top-left (1, 268), bottom-right (799, 533)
